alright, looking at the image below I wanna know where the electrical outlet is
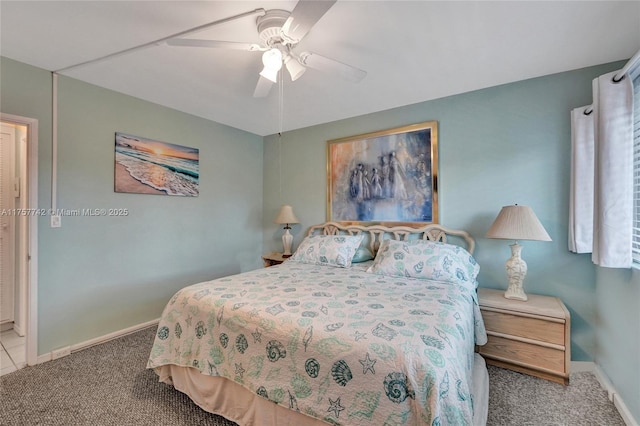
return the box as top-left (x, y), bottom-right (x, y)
top-left (51, 214), bottom-right (61, 228)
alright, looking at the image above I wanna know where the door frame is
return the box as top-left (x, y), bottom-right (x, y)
top-left (1, 113), bottom-right (38, 366)
top-left (1, 124), bottom-right (17, 326)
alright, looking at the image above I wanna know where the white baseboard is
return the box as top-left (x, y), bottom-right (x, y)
top-left (35, 319), bottom-right (159, 365)
top-left (70, 318), bottom-right (159, 353)
top-left (568, 362), bottom-right (637, 426)
top-left (0, 321), bottom-right (25, 336)
top-left (594, 365), bottom-right (639, 426)
top-left (13, 323), bottom-right (25, 337)
top-left (36, 353), bottom-right (51, 364)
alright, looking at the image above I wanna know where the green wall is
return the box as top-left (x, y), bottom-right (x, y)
top-left (263, 61), bottom-right (625, 363)
top-left (1, 57), bottom-right (264, 354)
top-left (596, 267), bottom-right (640, 422)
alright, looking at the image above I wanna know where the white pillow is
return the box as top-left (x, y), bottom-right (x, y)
top-left (289, 234), bottom-right (364, 268)
top-left (366, 239), bottom-right (479, 286)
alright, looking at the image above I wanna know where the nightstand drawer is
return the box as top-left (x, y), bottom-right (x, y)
top-left (477, 288), bottom-right (570, 385)
top-left (482, 310), bottom-right (565, 345)
top-left (480, 334), bottom-right (565, 373)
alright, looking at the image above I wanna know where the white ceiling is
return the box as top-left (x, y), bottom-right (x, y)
top-left (1, 1), bottom-right (639, 136)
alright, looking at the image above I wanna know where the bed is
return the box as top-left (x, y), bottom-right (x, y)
top-left (148, 222), bottom-right (489, 425)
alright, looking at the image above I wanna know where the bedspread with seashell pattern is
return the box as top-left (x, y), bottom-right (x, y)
top-left (147, 260), bottom-right (487, 426)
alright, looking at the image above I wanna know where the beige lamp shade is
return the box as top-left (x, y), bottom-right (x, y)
top-left (486, 205), bottom-right (551, 242)
top-left (274, 205), bottom-right (299, 225)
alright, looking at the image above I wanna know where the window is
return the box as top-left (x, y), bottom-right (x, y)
top-left (632, 71), bottom-right (640, 263)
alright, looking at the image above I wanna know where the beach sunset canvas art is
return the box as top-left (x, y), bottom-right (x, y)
top-left (115, 133), bottom-right (199, 196)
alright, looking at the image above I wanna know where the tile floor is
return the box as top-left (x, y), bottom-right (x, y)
top-left (0, 328), bottom-right (26, 376)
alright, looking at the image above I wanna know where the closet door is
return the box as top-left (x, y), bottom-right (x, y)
top-left (0, 124), bottom-right (16, 324)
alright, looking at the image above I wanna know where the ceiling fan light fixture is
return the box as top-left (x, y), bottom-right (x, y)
top-left (259, 66), bottom-right (279, 83)
top-left (260, 48), bottom-right (283, 83)
top-left (284, 55), bottom-right (306, 81)
top-left (262, 48), bottom-right (283, 70)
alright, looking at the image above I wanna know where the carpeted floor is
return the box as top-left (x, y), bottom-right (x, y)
top-left (485, 365), bottom-right (625, 426)
top-left (0, 326), bottom-right (625, 426)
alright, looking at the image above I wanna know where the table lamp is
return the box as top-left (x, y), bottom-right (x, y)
top-left (486, 205), bottom-right (552, 301)
top-left (274, 205), bottom-right (299, 257)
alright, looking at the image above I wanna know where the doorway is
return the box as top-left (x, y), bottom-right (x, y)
top-left (0, 114), bottom-right (38, 372)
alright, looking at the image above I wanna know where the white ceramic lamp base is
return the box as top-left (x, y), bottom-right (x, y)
top-left (504, 242), bottom-right (528, 301)
top-left (282, 227), bottom-right (293, 257)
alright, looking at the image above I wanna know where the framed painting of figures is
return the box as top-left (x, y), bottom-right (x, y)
top-left (327, 121), bottom-right (438, 225)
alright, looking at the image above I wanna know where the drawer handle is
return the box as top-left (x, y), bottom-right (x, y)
top-left (481, 306), bottom-right (565, 323)
top-left (486, 331), bottom-right (565, 351)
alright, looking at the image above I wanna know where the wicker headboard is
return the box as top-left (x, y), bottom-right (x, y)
top-left (306, 222), bottom-right (475, 255)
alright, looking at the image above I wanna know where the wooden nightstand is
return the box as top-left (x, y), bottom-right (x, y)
top-left (477, 287), bottom-right (571, 385)
top-left (261, 252), bottom-right (287, 267)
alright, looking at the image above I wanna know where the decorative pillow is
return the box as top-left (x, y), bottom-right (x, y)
top-left (366, 239), bottom-right (479, 286)
top-left (351, 246), bottom-right (375, 263)
top-left (289, 234), bottom-right (364, 268)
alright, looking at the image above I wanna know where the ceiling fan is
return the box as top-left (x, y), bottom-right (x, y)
top-left (166, 0), bottom-right (367, 97)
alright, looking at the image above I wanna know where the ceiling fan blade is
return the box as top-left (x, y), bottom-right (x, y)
top-left (253, 76), bottom-right (274, 98)
top-left (298, 52), bottom-right (366, 83)
top-left (167, 38), bottom-right (262, 51)
top-left (281, 0), bottom-right (336, 44)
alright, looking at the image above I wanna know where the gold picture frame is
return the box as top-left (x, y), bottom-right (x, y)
top-left (327, 121), bottom-right (438, 226)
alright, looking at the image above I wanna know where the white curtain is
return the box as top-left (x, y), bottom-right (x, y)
top-left (568, 106), bottom-right (594, 253)
top-left (591, 71), bottom-right (634, 268)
